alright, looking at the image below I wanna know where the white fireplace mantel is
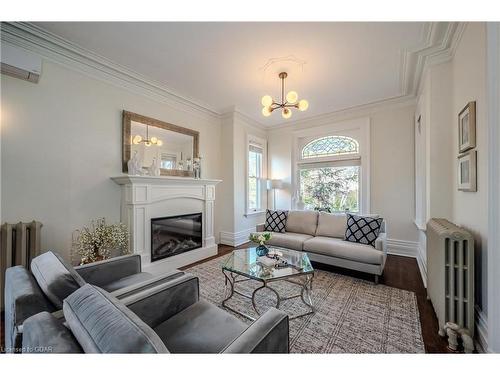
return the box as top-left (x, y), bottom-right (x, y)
top-left (111, 175), bottom-right (221, 274)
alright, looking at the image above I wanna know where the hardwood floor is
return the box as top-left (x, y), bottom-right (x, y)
top-left (182, 244), bottom-right (451, 353)
top-left (1, 245), bottom-right (449, 354)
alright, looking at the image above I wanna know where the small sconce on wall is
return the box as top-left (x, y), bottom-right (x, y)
top-left (267, 179), bottom-right (283, 210)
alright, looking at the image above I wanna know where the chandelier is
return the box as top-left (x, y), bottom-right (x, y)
top-left (261, 72), bottom-right (309, 119)
top-left (132, 125), bottom-right (163, 147)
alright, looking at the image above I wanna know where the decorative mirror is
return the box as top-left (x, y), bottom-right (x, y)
top-left (122, 111), bottom-right (199, 177)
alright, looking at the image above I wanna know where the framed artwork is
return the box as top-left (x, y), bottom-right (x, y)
top-left (458, 150), bottom-right (477, 192)
top-left (458, 101), bottom-right (476, 153)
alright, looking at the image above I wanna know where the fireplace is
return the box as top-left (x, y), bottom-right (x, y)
top-left (151, 213), bottom-right (203, 262)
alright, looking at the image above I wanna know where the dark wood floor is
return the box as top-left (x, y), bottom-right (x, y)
top-left (182, 244), bottom-right (450, 353)
top-left (1, 245), bottom-right (449, 354)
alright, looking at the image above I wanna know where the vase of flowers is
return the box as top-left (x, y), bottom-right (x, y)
top-left (75, 218), bottom-right (130, 265)
top-left (249, 232), bottom-right (272, 256)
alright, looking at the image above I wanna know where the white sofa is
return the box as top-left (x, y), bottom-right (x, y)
top-left (254, 210), bottom-right (387, 283)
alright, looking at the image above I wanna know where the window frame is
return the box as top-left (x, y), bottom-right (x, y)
top-left (245, 134), bottom-right (267, 216)
top-left (292, 117), bottom-right (371, 214)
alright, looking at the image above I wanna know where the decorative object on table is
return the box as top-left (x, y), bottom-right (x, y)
top-left (458, 101), bottom-right (476, 153)
top-left (193, 156), bottom-right (202, 179)
top-left (149, 157), bottom-right (160, 176)
top-left (178, 160), bottom-right (184, 171)
top-left (263, 209), bottom-right (288, 233)
top-left (249, 232), bottom-right (272, 255)
top-left (457, 150), bottom-right (477, 192)
top-left (344, 213), bottom-right (383, 247)
top-left (186, 157), bottom-right (193, 171)
top-left (74, 218), bottom-right (129, 265)
top-left (257, 255), bottom-right (278, 268)
top-left (267, 179), bottom-right (283, 209)
top-left (261, 71), bottom-right (309, 119)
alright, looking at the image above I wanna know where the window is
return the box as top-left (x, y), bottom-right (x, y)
top-left (160, 153), bottom-right (177, 169)
top-left (247, 141), bottom-right (264, 213)
top-left (302, 136), bottom-right (358, 159)
top-left (298, 135), bottom-right (361, 213)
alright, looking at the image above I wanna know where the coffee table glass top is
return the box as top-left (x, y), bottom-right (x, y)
top-left (222, 246), bottom-right (314, 281)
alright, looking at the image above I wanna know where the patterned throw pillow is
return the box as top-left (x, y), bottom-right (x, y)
top-left (264, 209), bottom-right (288, 233)
top-left (344, 213), bottom-right (383, 247)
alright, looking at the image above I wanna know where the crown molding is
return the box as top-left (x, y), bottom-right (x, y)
top-left (220, 106), bottom-right (267, 131)
top-left (267, 94), bottom-right (417, 131)
top-left (0, 22), bottom-right (221, 122)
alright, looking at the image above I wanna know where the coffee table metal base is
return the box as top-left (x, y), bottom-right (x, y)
top-left (221, 269), bottom-right (315, 321)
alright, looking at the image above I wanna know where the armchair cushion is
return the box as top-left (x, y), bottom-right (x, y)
top-left (63, 284), bottom-right (168, 353)
top-left (22, 312), bottom-right (83, 353)
top-left (153, 300), bottom-right (247, 353)
top-left (30, 251), bottom-right (86, 309)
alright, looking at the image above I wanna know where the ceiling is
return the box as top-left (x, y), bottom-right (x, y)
top-left (33, 22), bottom-right (427, 125)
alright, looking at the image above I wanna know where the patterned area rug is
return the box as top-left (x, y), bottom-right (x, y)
top-left (186, 254), bottom-right (425, 353)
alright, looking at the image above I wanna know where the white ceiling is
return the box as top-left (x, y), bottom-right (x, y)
top-left (34, 22), bottom-right (426, 125)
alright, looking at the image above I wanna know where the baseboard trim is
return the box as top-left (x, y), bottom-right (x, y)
top-left (416, 245), bottom-right (428, 288)
top-left (475, 305), bottom-right (489, 353)
top-left (219, 228), bottom-right (253, 247)
top-left (387, 239), bottom-right (419, 258)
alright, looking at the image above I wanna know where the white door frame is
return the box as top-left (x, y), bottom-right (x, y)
top-left (487, 22), bottom-right (500, 353)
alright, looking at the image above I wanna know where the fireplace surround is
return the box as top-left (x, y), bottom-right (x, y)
top-left (111, 175), bottom-right (221, 273)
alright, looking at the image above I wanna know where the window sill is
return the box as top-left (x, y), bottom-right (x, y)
top-left (245, 210), bottom-right (266, 218)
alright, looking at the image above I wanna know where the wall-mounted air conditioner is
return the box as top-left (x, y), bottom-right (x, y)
top-left (1, 43), bottom-right (41, 83)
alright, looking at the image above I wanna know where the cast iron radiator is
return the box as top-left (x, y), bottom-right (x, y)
top-left (0, 221), bottom-right (42, 311)
top-left (426, 218), bottom-right (474, 337)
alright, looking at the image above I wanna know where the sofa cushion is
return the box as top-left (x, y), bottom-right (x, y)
top-left (63, 284), bottom-right (168, 353)
top-left (316, 212), bottom-right (347, 238)
top-left (263, 209), bottom-right (288, 233)
top-left (253, 232), bottom-right (313, 251)
top-left (345, 214), bottom-right (383, 247)
top-left (285, 210), bottom-right (318, 236)
top-left (154, 300), bottom-right (247, 353)
top-left (31, 251), bottom-right (86, 309)
top-left (101, 272), bottom-right (154, 292)
top-left (22, 311), bottom-right (83, 353)
top-left (303, 236), bottom-right (384, 265)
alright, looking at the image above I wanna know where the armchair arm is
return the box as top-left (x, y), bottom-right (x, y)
top-left (375, 232), bottom-right (387, 254)
top-left (222, 308), bottom-right (289, 353)
top-left (110, 269), bottom-right (184, 300)
top-left (256, 223), bottom-right (265, 232)
top-left (120, 274), bottom-right (199, 328)
top-left (75, 254), bottom-right (142, 287)
top-left (4, 266), bottom-right (56, 352)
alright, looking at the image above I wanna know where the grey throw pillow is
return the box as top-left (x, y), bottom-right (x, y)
top-left (344, 213), bottom-right (383, 247)
top-left (264, 209), bottom-right (288, 233)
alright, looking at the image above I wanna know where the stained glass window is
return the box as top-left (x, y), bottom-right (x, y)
top-left (302, 136), bottom-right (359, 159)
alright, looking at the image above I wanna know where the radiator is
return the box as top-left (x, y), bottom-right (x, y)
top-left (426, 218), bottom-right (474, 337)
top-left (0, 221), bottom-right (43, 311)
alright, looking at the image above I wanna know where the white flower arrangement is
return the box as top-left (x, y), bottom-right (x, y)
top-left (75, 218), bottom-right (130, 265)
top-left (249, 232), bottom-right (272, 246)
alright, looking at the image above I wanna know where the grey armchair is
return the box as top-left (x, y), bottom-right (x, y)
top-left (4, 250), bottom-right (183, 352)
top-left (22, 276), bottom-right (290, 353)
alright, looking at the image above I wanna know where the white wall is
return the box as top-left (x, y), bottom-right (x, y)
top-left (1, 59), bottom-right (223, 263)
top-left (451, 23), bottom-right (488, 313)
top-left (268, 101), bottom-right (418, 244)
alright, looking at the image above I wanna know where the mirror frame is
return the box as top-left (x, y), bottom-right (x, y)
top-left (122, 110), bottom-right (200, 177)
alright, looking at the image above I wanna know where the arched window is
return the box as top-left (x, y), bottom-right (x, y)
top-left (302, 135), bottom-right (359, 159)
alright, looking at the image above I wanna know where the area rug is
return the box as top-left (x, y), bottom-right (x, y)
top-left (186, 254), bottom-right (425, 353)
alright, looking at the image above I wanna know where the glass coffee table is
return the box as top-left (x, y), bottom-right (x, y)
top-left (221, 246), bottom-right (315, 321)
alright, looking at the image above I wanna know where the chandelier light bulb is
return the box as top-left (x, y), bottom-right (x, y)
top-left (282, 108), bottom-right (292, 119)
top-left (298, 99), bottom-right (309, 111)
top-left (157, 139), bottom-right (163, 146)
top-left (262, 106), bottom-right (272, 117)
top-left (286, 91), bottom-right (298, 104)
top-left (261, 95), bottom-right (273, 107)
top-left (133, 135), bottom-right (142, 144)
top-left (145, 141), bottom-right (151, 147)
top-left (150, 136), bottom-right (158, 144)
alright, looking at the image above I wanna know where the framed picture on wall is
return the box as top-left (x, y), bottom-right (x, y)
top-left (458, 101), bottom-right (476, 153)
top-left (458, 150), bottom-right (477, 192)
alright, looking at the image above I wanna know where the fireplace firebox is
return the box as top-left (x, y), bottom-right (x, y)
top-left (151, 213), bottom-right (202, 262)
